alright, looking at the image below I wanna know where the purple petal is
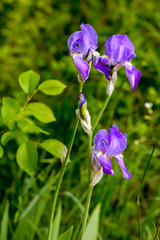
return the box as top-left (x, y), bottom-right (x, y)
top-left (80, 23), bottom-right (98, 54)
top-left (105, 35), bottom-right (136, 63)
top-left (116, 155), bottom-right (132, 179)
top-left (124, 61), bottom-right (141, 90)
top-left (78, 92), bottom-right (86, 108)
top-left (107, 124), bottom-right (127, 157)
top-left (68, 31), bottom-right (83, 54)
top-left (98, 154), bottom-right (115, 175)
top-left (73, 53), bottom-right (90, 81)
top-left (93, 129), bottom-right (110, 152)
top-left (93, 52), bottom-right (110, 80)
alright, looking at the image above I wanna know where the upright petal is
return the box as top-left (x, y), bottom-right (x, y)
top-left (124, 61), bottom-right (141, 90)
top-left (80, 23), bottom-right (98, 54)
top-left (98, 153), bottom-right (115, 175)
top-left (107, 124), bottom-right (127, 157)
top-left (68, 31), bottom-right (83, 54)
top-left (105, 35), bottom-right (136, 63)
top-left (93, 129), bottom-right (110, 152)
top-left (73, 53), bottom-right (90, 81)
top-left (116, 154), bottom-right (132, 179)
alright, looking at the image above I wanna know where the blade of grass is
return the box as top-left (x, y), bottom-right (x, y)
top-left (137, 139), bottom-right (158, 240)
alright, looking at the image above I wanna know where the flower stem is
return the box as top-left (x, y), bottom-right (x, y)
top-left (79, 185), bottom-right (93, 240)
top-left (88, 134), bottom-right (92, 183)
top-left (22, 89), bottom-right (38, 111)
top-left (47, 118), bottom-right (79, 240)
top-left (92, 94), bottom-right (111, 132)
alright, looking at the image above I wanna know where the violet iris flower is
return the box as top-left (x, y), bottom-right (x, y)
top-left (91, 124), bottom-right (132, 179)
top-left (93, 35), bottom-right (141, 90)
top-left (68, 23), bottom-right (98, 81)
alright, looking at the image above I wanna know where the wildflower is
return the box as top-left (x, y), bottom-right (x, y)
top-left (91, 124), bottom-right (131, 185)
top-left (68, 23), bottom-right (98, 81)
top-left (93, 35), bottom-right (141, 94)
top-left (76, 93), bottom-right (92, 135)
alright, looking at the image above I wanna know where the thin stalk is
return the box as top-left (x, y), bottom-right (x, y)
top-left (47, 118), bottom-right (79, 240)
top-left (79, 186), bottom-right (93, 240)
top-left (137, 139), bottom-right (158, 240)
top-left (22, 89), bottom-right (38, 111)
top-left (92, 95), bottom-right (110, 132)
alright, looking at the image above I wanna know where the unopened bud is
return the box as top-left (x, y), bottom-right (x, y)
top-left (78, 92), bottom-right (87, 120)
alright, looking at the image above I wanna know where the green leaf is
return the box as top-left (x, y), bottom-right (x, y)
top-left (38, 80), bottom-right (66, 95)
top-left (83, 204), bottom-right (101, 240)
top-left (51, 204), bottom-right (62, 240)
top-left (1, 97), bottom-right (20, 122)
top-left (1, 132), bottom-right (14, 146)
top-left (58, 226), bottom-right (73, 240)
top-left (26, 102), bottom-right (56, 123)
top-left (18, 70), bottom-right (40, 94)
top-left (0, 200), bottom-right (9, 240)
top-left (40, 139), bottom-right (65, 158)
top-left (0, 145), bottom-right (4, 158)
top-left (16, 141), bottom-right (38, 175)
top-left (23, 125), bottom-right (50, 135)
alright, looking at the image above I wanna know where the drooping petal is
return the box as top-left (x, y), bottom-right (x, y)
top-left (93, 129), bottom-right (110, 152)
top-left (124, 61), bottom-right (141, 90)
top-left (105, 35), bottom-right (136, 63)
top-left (107, 124), bottom-right (127, 157)
top-left (80, 23), bottom-right (98, 54)
top-left (73, 53), bottom-right (90, 81)
top-left (116, 154), bottom-right (132, 179)
top-left (93, 52), bottom-right (110, 80)
top-left (98, 153), bottom-right (115, 175)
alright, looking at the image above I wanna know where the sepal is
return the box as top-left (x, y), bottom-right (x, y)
top-left (76, 109), bottom-right (92, 135)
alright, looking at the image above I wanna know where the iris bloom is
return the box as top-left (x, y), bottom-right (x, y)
top-left (91, 124), bottom-right (132, 185)
top-left (68, 23), bottom-right (98, 81)
top-left (93, 35), bottom-right (141, 92)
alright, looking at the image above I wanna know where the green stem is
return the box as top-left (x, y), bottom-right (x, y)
top-left (22, 89), bottom-right (38, 111)
top-left (79, 186), bottom-right (93, 240)
top-left (47, 117), bottom-right (79, 240)
top-left (92, 94), bottom-right (111, 132)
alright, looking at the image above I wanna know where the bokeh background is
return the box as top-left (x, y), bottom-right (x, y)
top-left (0, 0), bottom-right (160, 239)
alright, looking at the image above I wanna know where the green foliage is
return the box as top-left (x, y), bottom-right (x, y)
top-left (38, 80), bottom-right (66, 95)
top-left (16, 141), bottom-right (38, 175)
top-left (18, 70), bottom-right (40, 94)
top-left (0, 201), bottom-right (9, 240)
top-left (0, 145), bottom-right (4, 158)
top-left (51, 204), bottom-right (62, 240)
top-left (26, 102), bottom-right (56, 123)
top-left (83, 204), bottom-right (101, 240)
top-left (58, 226), bottom-right (73, 240)
top-left (1, 97), bottom-right (20, 123)
top-left (40, 139), bottom-right (65, 159)
top-left (0, 0), bottom-right (160, 239)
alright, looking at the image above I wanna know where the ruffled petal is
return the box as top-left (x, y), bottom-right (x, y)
top-left (68, 31), bottom-right (83, 54)
top-left (116, 154), bottom-right (132, 179)
top-left (98, 153), bottom-right (115, 176)
top-left (124, 61), bottom-right (141, 90)
top-left (93, 129), bottom-right (110, 152)
top-left (105, 35), bottom-right (136, 63)
top-left (73, 53), bottom-right (90, 81)
top-left (93, 52), bottom-right (110, 80)
top-left (80, 23), bottom-right (98, 54)
top-left (107, 124), bottom-right (127, 157)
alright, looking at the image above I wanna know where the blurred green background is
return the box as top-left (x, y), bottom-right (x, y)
top-left (0, 0), bottom-right (160, 239)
